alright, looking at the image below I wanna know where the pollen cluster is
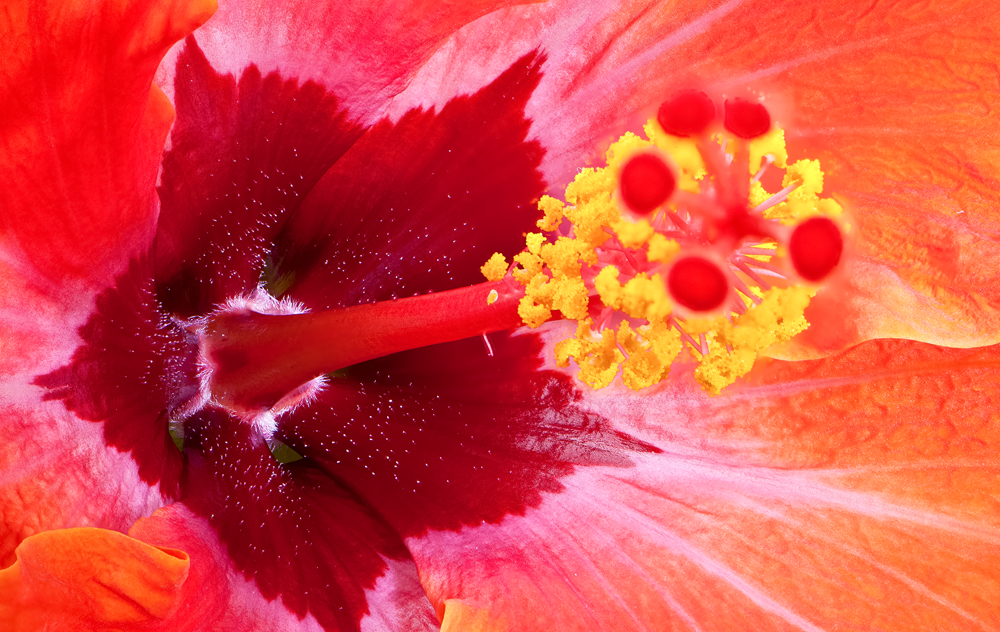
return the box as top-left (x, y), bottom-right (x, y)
top-left (482, 93), bottom-right (846, 395)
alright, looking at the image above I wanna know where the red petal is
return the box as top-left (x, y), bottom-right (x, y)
top-left (0, 0), bottom-right (212, 291)
top-left (128, 408), bottom-right (439, 632)
top-left (277, 331), bottom-right (653, 538)
top-left (276, 52), bottom-right (546, 308)
top-left (0, 0), bottom-right (210, 566)
top-left (156, 0), bottom-right (528, 124)
top-left (155, 37), bottom-right (363, 317)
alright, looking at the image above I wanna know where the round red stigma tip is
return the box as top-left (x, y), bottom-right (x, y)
top-left (657, 91), bottom-right (715, 137)
top-left (789, 216), bottom-right (843, 281)
top-left (668, 256), bottom-right (729, 312)
top-left (723, 98), bottom-right (771, 139)
top-left (620, 153), bottom-right (676, 214)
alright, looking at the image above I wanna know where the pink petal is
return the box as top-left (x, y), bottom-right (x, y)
top-left (408, 336), bottom-right (1000, 630)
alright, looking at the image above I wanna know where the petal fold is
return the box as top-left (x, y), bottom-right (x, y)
top-left (0, 528), bottom-right (189, 631)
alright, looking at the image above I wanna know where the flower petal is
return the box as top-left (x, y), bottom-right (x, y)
top-left (0, 528), bottom-right (189, 631)
top-left (277, 329), bottom-right (655, 538)
top-left (391, 0), bottom-right (1000, 352)
top-left (0, 0), bottom-right (210, 564)
top-left (127, 407), bottom-right (439, 632)
top-left (404, 337), bottom-right (1000, 630)
top-left (156, 0), bottom-right (539, 124)
top-left (275, 51), bottom-right (546, 308)
top-left (154, 36), bottom-right (363, 316)
top-left (0, 0), bottom-right (213, 291)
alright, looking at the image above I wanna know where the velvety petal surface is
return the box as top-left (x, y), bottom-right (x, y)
top-left (277, 330), bottom-right (655, 538)
top-left (273, 51), bottom-right (546, 308)
top-left (128, 408), bottom-right (439, 632)
top-left (389, 0), bottom-right (1000, 353)
top-left (0, 0), bottom-right (211, 564)
top-left (407, 332), bottom-right (1000, 631)
top-left (155, 36), bottom-right (363, 317)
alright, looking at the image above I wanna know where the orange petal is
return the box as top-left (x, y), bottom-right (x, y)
top-left (408, 337), bottom-right (1000, 630)
top-left (0, 0), bottom-right (214, 292)
top-left (0, 528), bottom-right (189, 631)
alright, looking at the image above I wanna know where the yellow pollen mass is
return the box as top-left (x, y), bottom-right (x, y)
top-left (613, 219), bottom-right (655, 249)
top-left (748, 127), bottom-right (788, 174)
top-left (480, 253), bottom-right (508, 282)
top-left (525, 232), bottom-right (545, 255)
top-left (555, 320), bottom-right (624, 389)
top-left (483, 114), bottom-right (840, 395)
top-left (643, 121), bottom-right (705, 193)
top-left (487, 289), bottom-right (499, 305)
top-left (647, 233), bottom-right (680, 264)
top-left (619, 273), bottom-right (671, 322)
top-left (618, 321), bottom-right (682, 390)
top-left (536, 195), bottom-right (565, 231)
top-left (695, 286), bottom-right (812, 395)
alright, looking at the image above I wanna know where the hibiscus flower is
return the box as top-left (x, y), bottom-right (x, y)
top-left (3, 0), bottom-right (1000, 630)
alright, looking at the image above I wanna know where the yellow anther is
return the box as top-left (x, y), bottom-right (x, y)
top-left (517, 294), bottom-right (551, 329)
top-left (487, 289), bottom-right (499, 305)
top-left (619, 273), bottom-right (672, 322)
top-left (680, 315), bottom-right (729, 337)
top-left (512, 251), bottom-right (543, 284)
top-left (748, 181), bottom-right (772, 208)
top-left (551, 277), bottom-right (590, 321)
top-left (618, 321), bottom-right (682, 390)
top-left (480, 252), bottom-right (508, 282)
top-left (605, 132), bottom-right (653, 172)
top-left (646, 233), bottom-right (680, 264)
top-left (748, 127), bottom-right (787, 174)
top-left (694, 286), bottom-right (812, 394)
top-left (525, 232), bottom-right (545, 255)
top-left (772, 158), bottom-right (827, 220)
top-left (555, 320), bottom-right (624, 389)
top-left (612, 219), bottom-right (654, 249)
top-left (536, 195), bottom-right (565, 231)
top-left (817, 197), bottom-right (843, 217)
top-left (594, 266), bottom-right (623, 309)
top-left (539, 237), bottom-right (583, 278)
top-left (486, 117), bottom-right (830, 395)
top-left (565, 167), bottom-right (615, 206)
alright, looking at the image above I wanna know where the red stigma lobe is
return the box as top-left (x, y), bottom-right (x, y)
top-left (619, 153), bottom-right (676, 214)
top-left (724, 98), bottom-right (771, 139)
top-left (657, 91), bottom-right (715, 137)
top-left (667, 256), bottom-right (729, 312)
top-left (789, 216), bottom-right (843, 281)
